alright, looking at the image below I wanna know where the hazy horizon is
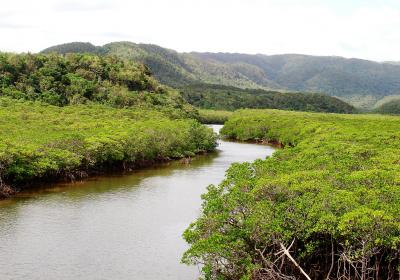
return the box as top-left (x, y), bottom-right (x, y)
top-left (1, 0), bottom-right (400, 62)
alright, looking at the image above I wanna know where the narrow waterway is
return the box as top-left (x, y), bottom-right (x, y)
top-left (0, 125), bottom-right (275, 280)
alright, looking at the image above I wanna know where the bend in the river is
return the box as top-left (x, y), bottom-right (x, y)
top-left (0, 125), bottom-right (275, 280)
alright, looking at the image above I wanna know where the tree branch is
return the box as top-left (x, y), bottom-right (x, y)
top-left (279, 240), bottom-right (311, 280)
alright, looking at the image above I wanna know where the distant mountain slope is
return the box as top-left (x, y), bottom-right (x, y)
top-left (181, 84), bottom-right (356, 113)
top-left (374, 99), bottom-right (400, 114)
top-left (102, 42), bottom-right (198, 87)
top-left (42, 42), bottom-right (101, 54)
top-left (187, 53), bottom-right (400, 108)
top-left (385, 61), bottom-right (400, 65)
top-left (41, 42), bottom-right (400, 108)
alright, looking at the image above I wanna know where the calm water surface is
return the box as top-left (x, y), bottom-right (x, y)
top-left (0, 125), bottom-right (274, 280)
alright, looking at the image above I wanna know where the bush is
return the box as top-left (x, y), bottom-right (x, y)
top-left (198, 109), bottom-right (234, 124)
top-left (183, 109), bottom-right (400, 280)
top-left (0, 98), bottom-right (217, 190)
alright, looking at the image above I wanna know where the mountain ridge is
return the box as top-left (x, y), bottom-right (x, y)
top-left (41, 41), bottom-right (400, 108)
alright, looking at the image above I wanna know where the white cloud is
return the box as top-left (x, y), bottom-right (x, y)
top-left (52, 0), bottom-right (113, 12)
top-left (0, 0), bottom-right (399, 61)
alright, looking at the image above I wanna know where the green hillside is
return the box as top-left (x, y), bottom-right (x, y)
top-left (181, 84), bottom-right (356, 113)
top-left (40, 42), bottom-right (100, 54)
top-left (42, 42), bottom-right (400, 109)
top-left (42, 42), bottom-right (197, 88)
top-left (374, 99), bottom-right (400, 114)
top-left (0, 52), bottom-right (197, 118)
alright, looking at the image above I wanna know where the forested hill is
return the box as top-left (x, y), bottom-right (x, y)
top-left (40, 42), bottom-right (99, 54)
top-left (0, 52), bottom-right (197, 118)
top-left (42, 42), bottom-right (400, 109)
top-left (374, 99), bottom-right (400, 114)
top-left (181, 84), bottom-right (356, 113)
top-left (43, 42), bottom-right (198, 87)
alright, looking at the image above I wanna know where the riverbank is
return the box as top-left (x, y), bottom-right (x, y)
top-left (0, 98), bottom-right (217, 198)
top-left (0, 154), bottom-right (209, 198)
top-left (0, 125), bottom-right (274, 280)
top-left (184, 109), bottom-right (400, 280)
top-left (197, 109), bottom-right (233, 124)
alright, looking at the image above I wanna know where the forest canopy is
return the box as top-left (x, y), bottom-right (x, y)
top-left (0, 52), bottom-right (219, 197)
top-left (41, 41), bottom-right (400, 109)
top-left (0, 52), bottom-right (196, 118)
top-left (180, 84), bottom-right (356, 113)
top-left (0, 98), bottom-right (217, 197)
top-left (183, 109), bottom-right (400, 280)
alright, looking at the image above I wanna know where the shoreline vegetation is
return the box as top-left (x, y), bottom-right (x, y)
top-left (0, 52), bottom-right (218, 198)
top-left (0, 98), bottom-right (217, 198)
top-left (183, 109), bottom-right (400, 280)
top-left (198, 109), bottom-right (234, 124)
top-left (1, 49), bottom-right (399, 279)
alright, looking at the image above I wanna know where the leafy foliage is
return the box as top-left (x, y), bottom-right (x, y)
top-left (198, 109), bottom-right (234, 124)
top-left (183, 109), bottom-right (400, 279)
top-left (0, 98), bottom-right (217, 196)
top-left (181, 84), bottom-right (356, 113)
top-left (41, 41), bottom-right (197, 88)
top-left (0, 52), bottom-right (197, 118)
top-left (42, 42), bottom-right (400, 108)
top-left (41, 42), bottom-right (101, 54)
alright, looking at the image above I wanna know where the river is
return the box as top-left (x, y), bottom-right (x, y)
top-left (0, 125), bottom-right (275, 280)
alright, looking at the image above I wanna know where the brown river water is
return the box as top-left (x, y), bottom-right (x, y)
top-left (0, 125), bottom-right (275, 280)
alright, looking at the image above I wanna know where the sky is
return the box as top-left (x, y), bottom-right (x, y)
top-left (1, 0), bottom-right (400, 61)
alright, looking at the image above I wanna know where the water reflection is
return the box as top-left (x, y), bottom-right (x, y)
top-left (0, 125), bottom-right (274, 280)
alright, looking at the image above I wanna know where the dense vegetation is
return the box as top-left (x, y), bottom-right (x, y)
top-left (0, 52), bottom-right (196, 118)
top-left (42, 42), bottom-right (197, 88)
top-left (41, 42), bottom-right (100, 55)
top-left (0, 52), bottom-right (219, 197)
top-left (42, 42), bottom-right (400, 109)
top-left (0, 98), bottom-right (217, 198)
top-left (181, 84), bottom-right (356, 113)
top-left (374, 99), bottom-right (400, 115)
top-left (183, 109), bottom-right (400, 279)
top-left (198, 109), bottom-right (234, 124)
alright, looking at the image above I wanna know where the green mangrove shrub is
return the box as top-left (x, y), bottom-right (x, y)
top-left (183, 109), bottom-right (400, 280)
top-left (0, 98), bottom-right (217, 195)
